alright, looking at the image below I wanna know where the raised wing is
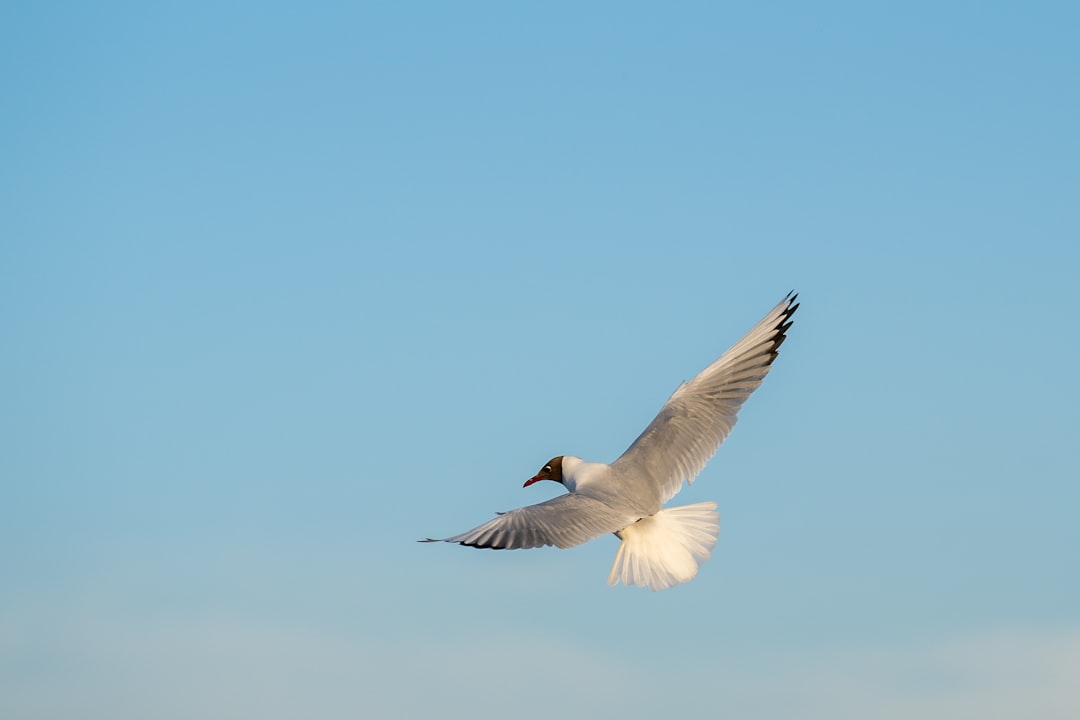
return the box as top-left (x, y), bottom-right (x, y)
top-left (612, 292), bottom-right (798, 505)
top-left (423, 493), bottom-right (636, 550)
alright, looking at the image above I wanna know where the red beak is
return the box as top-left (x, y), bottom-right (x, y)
top-left (523, 475), bottom-right (542, 488)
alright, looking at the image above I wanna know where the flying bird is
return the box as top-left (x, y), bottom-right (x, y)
top-left (423, 293), bottom-right (798, 590)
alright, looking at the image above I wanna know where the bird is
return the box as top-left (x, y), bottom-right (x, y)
top-left (423, 292), bottom-right (798, 590)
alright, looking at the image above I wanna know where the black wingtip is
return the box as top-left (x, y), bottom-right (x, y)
top-left (766, 291), bottom-right (799, 359)
top-left (782, 292), bottom-right (799, 322)
top-left (418, 538), bottom-right (442, 543)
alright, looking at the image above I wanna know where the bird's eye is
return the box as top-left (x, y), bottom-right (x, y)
top-left (544, 466), bottom-right (551, 472)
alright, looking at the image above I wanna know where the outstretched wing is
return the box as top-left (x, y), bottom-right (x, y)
top-left (422, 493), bottom-right (636, 550)
top-left (612, 292), bottom-right (798, 505)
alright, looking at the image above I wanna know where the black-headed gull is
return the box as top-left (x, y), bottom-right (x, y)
top-left (424, 293), bottom-right (798, 590)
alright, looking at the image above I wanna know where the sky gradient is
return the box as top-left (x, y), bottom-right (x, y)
top-left (3, 2), bottom-right (1079, 718)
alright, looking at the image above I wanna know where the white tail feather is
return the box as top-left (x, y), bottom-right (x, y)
top-left (607, 502), bottom-right (720, 591)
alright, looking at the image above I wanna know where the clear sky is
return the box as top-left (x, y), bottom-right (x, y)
top-left (2, 2), bottom-right (1078, 718)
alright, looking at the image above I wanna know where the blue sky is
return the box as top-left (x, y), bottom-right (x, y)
top-left (2, 2), bottom-right (1078, 718)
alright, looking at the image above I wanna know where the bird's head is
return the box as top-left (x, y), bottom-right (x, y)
top-left (524, 456), bottom-right (564, 488)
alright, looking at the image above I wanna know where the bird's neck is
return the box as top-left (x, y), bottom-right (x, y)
top-left (560, 455), bottom-right (608, 493)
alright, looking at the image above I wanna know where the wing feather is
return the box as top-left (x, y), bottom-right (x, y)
top-left (611, 292), bottom-right (798, 505)
top-left (424, 493), bottom-right (636, 550)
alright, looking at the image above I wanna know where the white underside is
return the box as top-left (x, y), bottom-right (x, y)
top-left (607, 501), bottom-right (720, 591)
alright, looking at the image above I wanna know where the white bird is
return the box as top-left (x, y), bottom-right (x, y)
top-left (423, 292), bottom-right (798, 590)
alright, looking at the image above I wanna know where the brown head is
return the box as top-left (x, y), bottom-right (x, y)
top-left (524, 456), bottom-right (564, 487)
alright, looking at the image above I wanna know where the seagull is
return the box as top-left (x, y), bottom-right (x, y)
top-left (423, 292), bottom-right (798, 590)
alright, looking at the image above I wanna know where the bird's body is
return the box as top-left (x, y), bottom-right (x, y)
top-left (424, 293), bottom-right (799, 590)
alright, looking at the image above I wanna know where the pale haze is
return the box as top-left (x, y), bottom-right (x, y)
top-left (2, 3), bottom-right (1078, 719)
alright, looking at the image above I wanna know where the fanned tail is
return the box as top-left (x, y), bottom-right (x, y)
top-left (607, 502), bottom-right (720, 591)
